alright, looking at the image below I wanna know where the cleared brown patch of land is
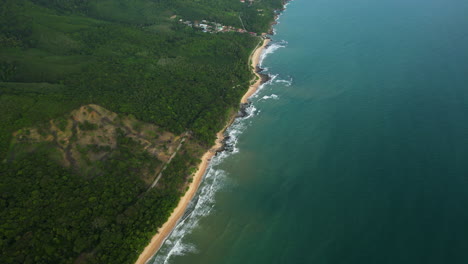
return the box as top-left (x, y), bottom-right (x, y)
top-left (12, 104), bottom-right (184, 185)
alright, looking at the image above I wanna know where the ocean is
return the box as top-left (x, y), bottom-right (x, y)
top-left (151, 0), bottom-right (468, 263)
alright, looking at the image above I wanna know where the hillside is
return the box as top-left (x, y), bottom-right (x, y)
top-left (1, 104), bottom-right (206, 264)
top-left (10, 104), bottom-right (186, 182)
top-left (0, 0), bottom-right (282, 263)
top-left (0, 0), bottom-right (266, 159)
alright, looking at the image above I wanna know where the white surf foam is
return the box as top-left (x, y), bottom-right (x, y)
top-left (225, 105), bottom-right (257, 153)
top-left (261, 94), bottom-right (279, 100)
top-left (259, 41), bottom-right (287, 66)
top-left (252, 73), bottom-right (278, 100)
top-left (275, 77), bottom-right (293, 87)
top-left (152, 166), bottom-right (228, 264)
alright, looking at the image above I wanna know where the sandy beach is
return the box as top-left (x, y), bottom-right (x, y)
top-left (134, 37), bottom-right (270, 264)
top-left (241, 38), bottom-right (271, 104)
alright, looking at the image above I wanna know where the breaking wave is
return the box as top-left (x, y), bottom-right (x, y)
top-left (261, 94), bottom-right (279, 100)
top-left (259, 40), bottom-right (288, 66)
top-left (152, 165), bottom-right (228, 264)
top-left (275, 77), bottom-right (293, 87)
top-left (251, 73), bottom-right (278, 100)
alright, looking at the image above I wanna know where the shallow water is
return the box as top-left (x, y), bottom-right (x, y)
top-left (152, 0), bottom-right (468, 263)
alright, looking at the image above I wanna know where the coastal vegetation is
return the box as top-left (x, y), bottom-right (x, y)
top-left (0, 0), bottom-right (283, 263)
top-left (1, 104), bottom-right (203, 264)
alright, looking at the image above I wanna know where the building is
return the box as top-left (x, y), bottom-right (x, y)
top-left (199, 23), bottom-right (208, 32)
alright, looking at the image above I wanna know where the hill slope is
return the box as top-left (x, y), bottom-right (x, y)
top-left (0, 0), bottom-right (282, 263)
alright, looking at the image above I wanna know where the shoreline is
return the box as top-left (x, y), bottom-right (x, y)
top-left (241, 38), bottom-right (271, 104)
top-left (134, 37), bottom-right (271, 264)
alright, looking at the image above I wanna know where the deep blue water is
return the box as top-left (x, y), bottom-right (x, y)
top-left (153, 0), bottom-right (468, 263)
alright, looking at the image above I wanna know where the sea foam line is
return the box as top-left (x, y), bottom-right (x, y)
top-left (275, 77), bottom-right (293, 87)
top-left (261, 94), bottom-right (279, 100)
top-left (251, 73), bottom-right (278, 100)
top-left (259, 40), bottom-right (288, 66)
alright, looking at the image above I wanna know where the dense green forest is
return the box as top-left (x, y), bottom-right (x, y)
top-left (26, 0), bottom-right (283, 33)
top-left (1, 142), bottom-right (200, 264)
top-left (0, 0), bottom-right (283, 263)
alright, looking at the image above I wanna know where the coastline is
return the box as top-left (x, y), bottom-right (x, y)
top-left (134, 37), bottom-right (270, 264)
top-left (241, 38), bottom-right (271, 104)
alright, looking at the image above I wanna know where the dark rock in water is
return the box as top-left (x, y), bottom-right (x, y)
top-left (259, 72), bottom-right (271, 84)
top-left (237, 102), bottom-right (251, 118)
top-left (217, 60), bottom-right (274, 156)
top-left (222, 144), bottom-right (235, 153)
top-left (221, 136), bottom-right (235, 153)
top-left (216, 135), bottom-right (234, 153)
top-left (255, 66), bottom-right (271, 84)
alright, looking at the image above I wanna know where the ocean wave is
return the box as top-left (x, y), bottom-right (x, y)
top-left (252, 74), bottom-right (278, 100)
top-left (272, 0), bottom-right (293, 35)
top-left (275, 4), bottom-right (290, 24)
top-left (259, 41), bottom-right (287, 66)
top-left (272, 27), bottom-right (277, 35)
top-left (275, 77), bottom-right (293, 87)
top-left (152, 166), bottom-right (229, 264)
top-left (224, 101), bottom-right (261, 153)
top-left (260, 94), bottom-right (279, 100)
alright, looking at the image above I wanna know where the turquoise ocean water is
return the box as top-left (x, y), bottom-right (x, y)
top-left (152, 0), bottom-right (468, 263)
